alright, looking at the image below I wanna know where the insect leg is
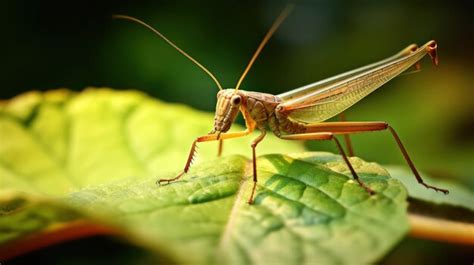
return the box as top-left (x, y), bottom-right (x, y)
top-left (387, 126), bottom-right (448, 193)
top-left (157, 130), bottom-right (252, 185)
top-left (303, 121), bottom-right (449, 194)
top-left (157, 139), bottom-right (199, 185)
top-left (217, 139), bottom-right (223, 157)
top-left (338, 113), bottom-right (355, 156)
top-left (248, 129), bottom-right (267, 204)
top-left (281, 132), bottom-right (374, 194)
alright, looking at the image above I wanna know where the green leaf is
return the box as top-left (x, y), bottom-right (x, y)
top-left (0, 89), bottom-right (409, 264)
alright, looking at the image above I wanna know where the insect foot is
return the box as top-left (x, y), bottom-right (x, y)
top-left (156, 171), bottom-right (185, 186)
top-left (421, 182), bottom-right (450, 194)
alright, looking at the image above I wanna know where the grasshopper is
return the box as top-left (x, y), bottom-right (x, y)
top-left (114, 6), bottom-right (448, 204)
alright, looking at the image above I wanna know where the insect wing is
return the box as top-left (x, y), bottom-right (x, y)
top-left (278, 44), bottom-right (418, 101)
top-left (279, 41), bottom-right (436, 123)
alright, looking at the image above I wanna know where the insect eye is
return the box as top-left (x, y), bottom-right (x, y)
top-left (231, 96), bottom-right (241, 105)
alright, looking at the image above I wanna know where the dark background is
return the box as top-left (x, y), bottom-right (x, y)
top-left (2, 1), bottom-right (473, 263)
top-left (2, 1), bottom-right (473, 105)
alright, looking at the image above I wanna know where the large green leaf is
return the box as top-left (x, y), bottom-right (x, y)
top-left (0, 89), bottom-right (409, 264)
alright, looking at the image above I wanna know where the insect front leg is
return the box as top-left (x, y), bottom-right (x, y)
top-left (217, 139), bottom-right (223, 157)
top-left (157, 130), bottom-right (252, 185)
top-left (280, 132), bottom-right (374, 194)
top-left (248, 129), bottom-right (267, 204)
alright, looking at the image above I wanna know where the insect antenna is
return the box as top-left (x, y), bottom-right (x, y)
top-left (113, 14), bottom-right (223, 90)
top-left (234, 4), bottom-right (294, 91)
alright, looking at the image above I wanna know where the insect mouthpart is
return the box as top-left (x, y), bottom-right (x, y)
top-left (212, 116), bottom-right (233, 134)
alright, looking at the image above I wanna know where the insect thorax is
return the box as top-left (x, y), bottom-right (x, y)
top-left (241, 91), bottom-right (306, 136)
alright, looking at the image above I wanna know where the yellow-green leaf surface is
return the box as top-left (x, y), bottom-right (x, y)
top-left (0, 89), bottom-right (409, 264)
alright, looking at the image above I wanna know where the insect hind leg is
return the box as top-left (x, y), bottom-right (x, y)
top-left (338, 113), bottom-right (355, 156)
top-left (302, 121), bottom-right (449, 194)
top-left (280, 132), bottom-right (374, 195)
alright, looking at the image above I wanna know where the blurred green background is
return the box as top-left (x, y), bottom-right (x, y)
top-left (4, 0), bottom-right (472, 186)
top-left (1, 1), bottom-right (473, 264)
top-left (5, 1), bottom-right (474, 187)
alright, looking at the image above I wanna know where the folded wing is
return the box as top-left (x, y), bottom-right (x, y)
top-left (278, 41), bottom-right (438, 123)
